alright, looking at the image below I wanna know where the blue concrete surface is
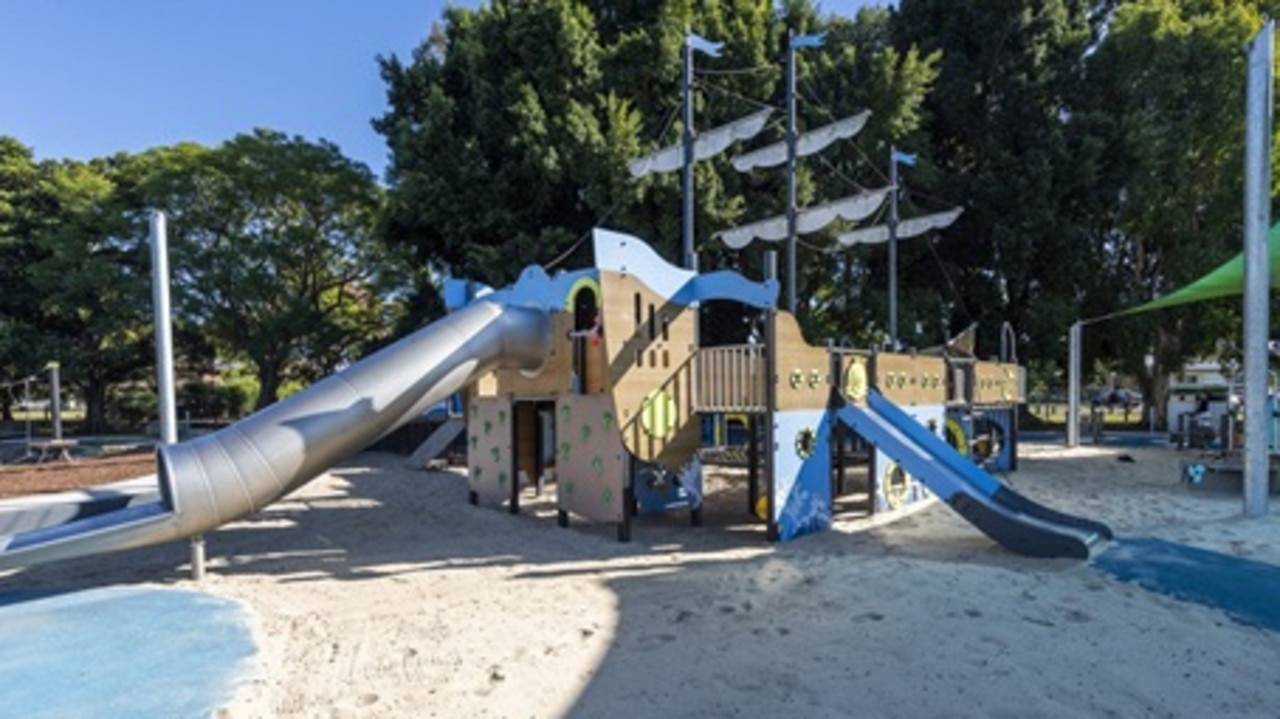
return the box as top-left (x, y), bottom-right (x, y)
top-left (0, 586), bottom-right (256, 718)
top-left (1094, 537), bottom-right (1280, 633)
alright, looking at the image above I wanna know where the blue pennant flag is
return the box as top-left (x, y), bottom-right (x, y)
top-left (791, 32), bottom-right (826, 49)
top-left (687, 33), bottom-right (724, 58)
top-left (891, 149), bottom-right (918, 167)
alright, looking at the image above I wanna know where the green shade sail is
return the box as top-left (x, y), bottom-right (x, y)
top-left (1121, 223), bottom-right (1280, 316)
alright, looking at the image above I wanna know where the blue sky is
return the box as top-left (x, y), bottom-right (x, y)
top-left (1, 1), bottom-right (888, 179)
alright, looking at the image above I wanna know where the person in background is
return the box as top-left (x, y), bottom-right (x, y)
top-left (1194, 392), bottom-right (1212, 427)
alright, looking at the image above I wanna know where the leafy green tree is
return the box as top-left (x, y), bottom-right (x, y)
top-left (376, 0), bottom-right (609, 305)
top-left (0, 138), bottom-right (56, 421)
top-left (1079, 0), bottom-right (1273, 414)
top-left (377, 0), bottom-right (940, 350)
top-left (24, 157), bottom-right (155, 432)
top-left (142, 131), bottom-right (398, 409)
top-left (894, 0), bottom-right (1110, 361)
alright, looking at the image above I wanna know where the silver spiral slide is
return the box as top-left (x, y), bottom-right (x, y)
top-left (0, 300), bottom-right (551, 569)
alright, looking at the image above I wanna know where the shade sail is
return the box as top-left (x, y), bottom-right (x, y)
top-left (627, 109), bottom-right (773, 178)
top-left (1119, 223), bottom-right (1280, 317)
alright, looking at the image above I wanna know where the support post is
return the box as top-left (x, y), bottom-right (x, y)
top-left (1067, 321), bottom-right (1082, 448)
top-left (151, 211), bottom-right (178, 446)
top-left (763, 250), bottom-right (779, 541)
top-left (681, 31), bottom-right (697, 272)
top-left (151, 210), bottom-right (202, 578)
top-left (784, 30), bottom-right (799, 314)
top-left (888, 147), bottom-right (900, 350)
top-left (48, 362), bottom-right (62, 441)
top-left (1243, 21), bottom-right (1273, 518)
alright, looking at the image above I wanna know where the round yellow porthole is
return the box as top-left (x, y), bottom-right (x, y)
top-left (640, 389), bottom-right (677, 440)
top-left (882, 461), bottom-right (911, 510)
top-left (843, 356), bottom-right (868, 403)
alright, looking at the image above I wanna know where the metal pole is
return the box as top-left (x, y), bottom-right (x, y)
top-left (763, 250), bottom-right (779, 541)
top-left (888, 147), bottom-right (900, 350)
top-left (1243, 21), bottom-right (1273, 518)
top-left (1067, 321), bottom-right (1081, 447)
top-left (682, 32), bottom-right (696, 272)
top-left (151, 210), bottom-right (204, 577)
top-left (48, 362), bottom-right (62, 441)
top-left (785, 29), bottom-right (798, 314)
top-left (150, 211), bottom-right (178, 446)
top-left (23, 377), bottom-right (32, 455)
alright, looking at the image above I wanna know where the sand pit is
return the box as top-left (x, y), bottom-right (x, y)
top-left (3, 441), bottom-right (1280, 717)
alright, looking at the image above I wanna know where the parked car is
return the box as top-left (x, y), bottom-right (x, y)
top-left (1089, 388), bottom-right (1141, 409)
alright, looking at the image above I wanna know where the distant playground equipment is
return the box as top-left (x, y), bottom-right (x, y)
top-left (1171, 384), bottom-right (1280, 495)
top-left (0, 362), bottom-right (78, 464)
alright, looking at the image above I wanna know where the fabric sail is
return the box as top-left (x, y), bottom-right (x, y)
top-left (1119, 223), bottom-right (1280, 316)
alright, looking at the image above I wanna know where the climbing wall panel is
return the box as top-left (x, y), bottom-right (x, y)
top-left (556, 394), bottom-right (627, 524)
top-left (467, 397), bottom-right (513, 507)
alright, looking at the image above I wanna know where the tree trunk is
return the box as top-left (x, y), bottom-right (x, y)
top-left (81, 380), bottom-right (109, 435)
top-left (1, 394), bottom-right (12, 423)
top-left (255, 363), bottom-right (283, 411)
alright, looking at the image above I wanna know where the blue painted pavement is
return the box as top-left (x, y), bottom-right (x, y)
top-left (0, 586), bottom-right (256, 718)
top-left (1094, 537), bottom-right (1280, 633)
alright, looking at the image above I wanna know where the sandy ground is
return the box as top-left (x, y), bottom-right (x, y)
top-left (4, 441), bottom-right (1280, 718)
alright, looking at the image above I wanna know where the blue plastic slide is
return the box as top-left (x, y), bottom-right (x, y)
top-left (837, 390), bottom-right (1111, 559)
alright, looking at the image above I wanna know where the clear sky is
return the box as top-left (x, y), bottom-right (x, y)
top-left (1, 1), bottom-right (889, 180)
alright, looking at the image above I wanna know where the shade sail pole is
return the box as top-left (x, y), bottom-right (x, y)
top-left (1243, 21), bottom-right (1273, 518)
top-left (1067, 321), bottom-right (1081, 448)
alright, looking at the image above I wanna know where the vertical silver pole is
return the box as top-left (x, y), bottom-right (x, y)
top-left (888, 147), bottom-right (900, 350)
top-left (150, 211), bottom-right (178, 446)
top-left (682, 33), bottom-right (696, 272)
top-left (150, 210), bottom-right (205, 577)
top-left (23, 377), bottom-right (32, 455)
top-left (763, 250), bottom-right (779, 541)
top-left (1067, 321), bottom-right (1082, 448)
top-left (785, 29), bottom-right (798, 314)
top-left (48, 362), bottom-right (62, 441)
top-left (1243, 21), bottom-right (1273, 518)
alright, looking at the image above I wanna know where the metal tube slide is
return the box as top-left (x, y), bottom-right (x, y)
top-left (0, 301), bottom-right (551, 568)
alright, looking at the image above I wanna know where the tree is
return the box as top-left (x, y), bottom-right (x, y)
top-left (894, 0), bottom-right (1110, 360)
top-left (375, 0), bottom-right (609, 304)
top-left (144, 130), bottom-right (398, 410)
top-left (0, 137), bottom-right (45, 421)
top-left (23, 157), bottom-right (154, 432)
top-left (1079, 0), bottom-right (1273, 416)
top-left (377, 0), bottom-right (940, 348)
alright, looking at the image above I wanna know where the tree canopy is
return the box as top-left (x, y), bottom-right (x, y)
top-left (5, 0), bottom-right (1280, 429)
